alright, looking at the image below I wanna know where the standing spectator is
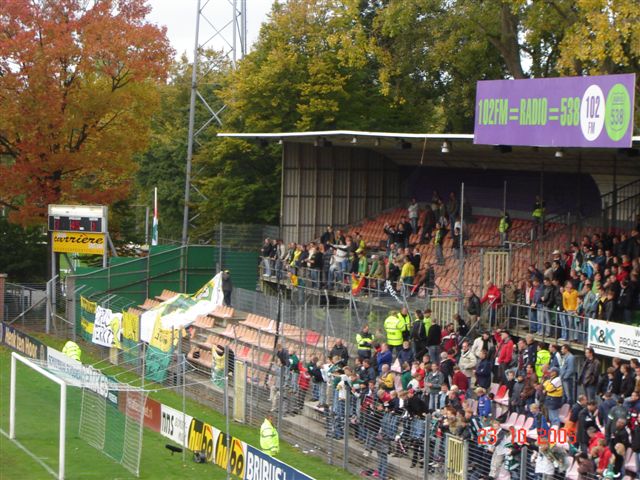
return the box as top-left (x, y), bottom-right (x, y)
top-left (384, 311), bottom-right (405, 355)
top-left (400, 256), bottom-right (415, 297)
top-left (495, 331), bottom-right (515, 382)
top-left (540, 277), bottom-right (556, 336)
top-left (560, 344), bottom-right (576, 404)
top-left (521, 364), bottom-right (539, 408)
top-left (447, 191), bottom-right (459, 228)
top-left (535, 342), bottom-right (550, 381)
top-left (458, 340), bottom-right (477, 383)
top-left (471, 330), bottom-right (495, 361)
top-left (532, 195), bottom-right (545, 232)
top-left (356, 324), bottom-right (374, 360)
top-left (221, 270), bottom-right (233, 307)
top-left (580, 347), bottom-right (601, 401)
top-left (452, 227), bottom-right (462, 259)
top-left (377, 343), bottom-right (392, 371)
top-left (466, 288), bottom-right (481, 325)
top-left (320, 225), bottom-right (335, 247)
top-left (562, 281), bottom-right (579, 341)
top-left (498, 211), bottom-right (512, 247)
top-left (419, 205), bottom-right (436, 244)
top-left (426, 363), bottom-right (444, 411)
top-left (617, 278), bottom-right (635, 322)
top-left (543, 367), bottom-right (564, 425)
top-left (577, 400), bottom-right (598, 452)
top-left (526, 279), bottom-right (538, 332)
top-left (293, 364), bottom-right (310, 415)
top-left (408, 198), bottom-right (419, 234)
top-left (532, 443), bottom-right (557, 480)
top-left (411, 310), bottom-right (428, 358)
top-left (475, 350), bottom-right (492, 389)
top-left (433, 222), bottom-right (446, 265)
top-left (477, 388), bottom-right (492, 418)
top-left (439, 351), bottom-right (455, 387)
top-left (425, 320), bottom-right (442, 363)
top-left (307, 244), bottom-right (323, 288)
top-left (261, 238), bottom-right (274, 276)
top-left (329, 339), bottom-right (349, 365)
top-left (480, 281), bottom-right (502, 326)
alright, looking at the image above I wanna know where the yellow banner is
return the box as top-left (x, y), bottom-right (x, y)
top-left (122, 311), bottom-right (140, 342)
top-left (53, 231), bottom-right (105, 255)
top-left (81, 296), bottom-right (97, 314)
top-left (81, 317), bottom-right (94, 335)
top-left (149, 315), bottom-right (175, 353)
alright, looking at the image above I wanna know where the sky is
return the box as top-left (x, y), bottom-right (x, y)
top-left (146, 0), bottom-right (275, 60)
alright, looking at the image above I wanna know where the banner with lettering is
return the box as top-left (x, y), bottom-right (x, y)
top-left (92, 306), bottom-right (122, 349)
top-left (588, 318), bottom-right (640, 360)
top-left (244, 445), bottom-right (315, 480)
top-left (474, 73), bottom-right (635, 148)
top-left (80, 296), bottom-right (97, 342)
top-left (0, 322), bottom-right (47, 360)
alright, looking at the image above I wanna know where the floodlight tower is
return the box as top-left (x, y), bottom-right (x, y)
top-left (182, 0), bottom-right (247, 245)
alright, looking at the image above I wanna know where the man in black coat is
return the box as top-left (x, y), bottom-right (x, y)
top-left (577, 400), bottom-right (598, 453)
top-left (426, 322), bottom-right (442, 363)
top-left (608, 417), bottom-right (631, 451)
top-left (329, 339), bottom-right (349, 365)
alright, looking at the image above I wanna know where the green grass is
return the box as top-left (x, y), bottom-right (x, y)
top-left (0, 339), bottom-right (358, 480)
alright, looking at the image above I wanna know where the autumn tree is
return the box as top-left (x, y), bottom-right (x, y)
top-left (0, 0), bottom-right (173, 225)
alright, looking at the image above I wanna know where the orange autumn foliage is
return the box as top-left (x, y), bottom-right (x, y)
top-left (0, 0), bottom-right (173, 225)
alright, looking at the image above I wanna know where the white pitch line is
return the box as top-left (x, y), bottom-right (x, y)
top-left (0, 427), bottom-right (57, 479)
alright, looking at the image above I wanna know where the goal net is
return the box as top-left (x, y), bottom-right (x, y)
top-left (7, 352), bottom-right (147, 479)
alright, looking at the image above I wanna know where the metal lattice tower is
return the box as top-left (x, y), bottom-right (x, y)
top-left (182, 0), bottom-right (247, 245)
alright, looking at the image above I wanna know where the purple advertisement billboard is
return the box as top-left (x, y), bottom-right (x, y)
top-left (474, 74), bottom-right (635, 148)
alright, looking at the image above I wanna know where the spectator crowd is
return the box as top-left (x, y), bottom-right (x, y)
top-left (257, 198), bottom-right (640, 480)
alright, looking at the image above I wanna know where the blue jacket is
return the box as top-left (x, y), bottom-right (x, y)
top-left (477, 394), bottom-right (491, 417)
top-left (377, 349), bottom-right (392, 371)
top-left (475, 359), bottom-right (492, 389)
top-left (560, 353), bottom-right (575, 380)
top-left (397, 348), bottom-right (415, 366)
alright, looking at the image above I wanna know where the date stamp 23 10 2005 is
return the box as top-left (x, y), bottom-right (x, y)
top-left (477, 427), bottom-right (576, 446)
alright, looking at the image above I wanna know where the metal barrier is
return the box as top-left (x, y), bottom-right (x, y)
top-left (481, 251), bottom-right (509, 288)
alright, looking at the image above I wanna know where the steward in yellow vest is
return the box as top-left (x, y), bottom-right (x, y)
top-left (260, 415), bottom-right (279, 456)
top-left (62, 340), bottom-right (82, 362)
top-left (384, 312), bottom-right (404, 349)
top-left (356, 325), bottom-right (374, 359)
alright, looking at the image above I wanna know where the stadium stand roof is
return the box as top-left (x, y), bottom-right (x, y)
top-left (218, 130), bottom-right (640, 176)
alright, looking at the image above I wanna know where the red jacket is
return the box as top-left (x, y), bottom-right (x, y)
top-left (496, 338), bottom-right (514, 365)
top-left (298, 365), bottom-right (311, 391)
top-left (481, 285), bottom-right (502, 309)
top-left (452, 371), bottom-right (469, 392)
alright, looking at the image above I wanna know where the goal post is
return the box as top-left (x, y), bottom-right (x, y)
top-left (10, 352), bottom-right (67, 480)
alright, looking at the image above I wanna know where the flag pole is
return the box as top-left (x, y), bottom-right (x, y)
top-left (152, 187), bottom-right (158, 246)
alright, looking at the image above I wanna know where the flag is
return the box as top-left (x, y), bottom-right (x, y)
top-left (351, 273), bottom-right (365, 295)
top-left (192, 272), bottom-right (224, 306)
top-left (151, 187), bottom-right (158, 246)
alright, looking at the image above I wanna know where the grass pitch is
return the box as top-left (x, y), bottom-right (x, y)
top-left (0, 343), bottom-right (356, 480)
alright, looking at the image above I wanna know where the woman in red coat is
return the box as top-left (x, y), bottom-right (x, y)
top-left (480, 281), bottom-right (502, 326)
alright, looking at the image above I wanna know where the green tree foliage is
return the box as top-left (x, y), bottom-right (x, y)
top-left (136, 0), bottom-right (640, 243)
top-left (0, 217), bottom-right (47, 282)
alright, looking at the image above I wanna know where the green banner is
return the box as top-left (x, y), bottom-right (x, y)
top-left (145, 344), bottom-right (172, 383)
